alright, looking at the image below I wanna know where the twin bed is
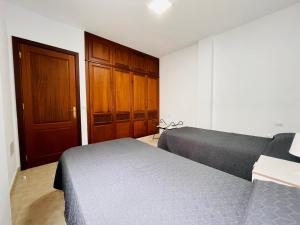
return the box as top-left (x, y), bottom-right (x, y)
top-left (54, 130), bottom-right (300, 225)
top-left (158, 127), bottom-right (299, 180)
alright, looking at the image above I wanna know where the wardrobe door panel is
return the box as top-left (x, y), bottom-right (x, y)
top-left (92, 124), bottom-right (114, 143)
top-left (134, 120), bottom-right (147, 138)
top-left (116, 122), bottom-right (131, 138)
top-left (147, 77), bottom-right (159, 111)
top-left (148, 119), bottom-right (159, 135)
top-left (114, 68), bottom-right (132, 138)
top-left (88, 36), bottom-right (112, 65)
top-left (89, 63), bottom-right (114, 143)
top-left (131, 52), bottom-right (146, 73)
top-left (133, 74), bottom-right (146, 112)
top-left (115, 69), bottom-right (131, 113)
top-left (133, 73), bottom-right (147, 137)
top-left (114, 46), bottom-right (130, 69)
top-left (90, 64), bottom-right (112, 113)
top-left (146, 57), bottom-right (159, 76)
top-left (147, 76), bottom-right (159, 135)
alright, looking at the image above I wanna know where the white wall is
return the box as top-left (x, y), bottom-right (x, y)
top-left (197, 38), bottom-right (214, 129)
top-left (160, 44), bottom-right (199, 127)
top-left (0, 1), bottom-right (12, 224)
top-left (160, 2), bottom-right (300, 137)
top-left (1, 4), bottom-right (18, 188)
top-left (213, 3), bottom-right (300, 136)
top-left (4, 3), bottom-right (88, 184)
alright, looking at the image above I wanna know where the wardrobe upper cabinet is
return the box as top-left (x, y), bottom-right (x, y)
top-left (131, 52), bottom-right (146, 73)
top-left (114, 45), bottom-right (130, 70)
top-left (146, 57), bottom-right (159, 76)
top-left (86, 34), bottom-right (113, 65)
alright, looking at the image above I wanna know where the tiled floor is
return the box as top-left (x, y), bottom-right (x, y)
top-left (10, 162), bottom-right (66, 225)
top-left (10, 135), bottom-right (159, 225)
top-left (137, 134), bottom-right (160, 147)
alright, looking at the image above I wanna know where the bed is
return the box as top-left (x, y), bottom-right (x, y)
top-left (158, 127), bottom-right (299, 180)
top-left (54, 138), bottom-right (300, 225)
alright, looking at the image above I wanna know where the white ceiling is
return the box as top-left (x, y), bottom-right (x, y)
top-left (8, 0), bottom-right (300, 57)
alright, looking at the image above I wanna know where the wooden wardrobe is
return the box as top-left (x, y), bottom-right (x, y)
top-left (85, 32), bottom-right (159, 143)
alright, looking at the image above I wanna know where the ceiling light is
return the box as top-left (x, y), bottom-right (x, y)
top-left (148, 0), bottom-right (172, 15)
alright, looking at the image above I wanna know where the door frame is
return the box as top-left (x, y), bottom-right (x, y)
top-left (12, 36), bottom-right (82, 170)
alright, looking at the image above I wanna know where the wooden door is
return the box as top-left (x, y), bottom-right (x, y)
top-left (147, 76), bottom-right (159, 134)
top-left (133, 73), bottom-right (147, 137)
top-left (88, 63), bottom-right (114, 143)
top-left (114, 68), bottom-right (132, 138)
top-left (17, 42), bottom-right (81, 169)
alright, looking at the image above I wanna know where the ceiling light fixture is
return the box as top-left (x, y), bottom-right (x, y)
top-left (148, 0), bottom-right (172, 15)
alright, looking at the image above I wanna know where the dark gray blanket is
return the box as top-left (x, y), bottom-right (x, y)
top-left (243, 181), bottom-right (300, 225)
top-left (55, 138), bottom-right (253, 225)
top-left (54, 138), bottom-right (300, 225)
top-left (158, 127), bottom-right (271, 180)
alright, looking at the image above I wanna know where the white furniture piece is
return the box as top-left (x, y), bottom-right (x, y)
top-left (252, 155), bottom-right (300, 188)
top-left (289, 133), bottom-right (300, 157)
top-left (289, 133), bottom-right (300, 176)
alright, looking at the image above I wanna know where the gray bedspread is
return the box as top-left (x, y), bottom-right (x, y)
top-left (243, 181), bottom-right (300, 225)
top-left (54, 138), bottom-right (253, 225)
top-left (54, 138), bottom-right (300, 225)
top-left (158, 127), bottom-right (272, 180)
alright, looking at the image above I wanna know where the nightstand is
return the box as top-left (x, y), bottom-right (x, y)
top-left (252, 155), bottom-right (300, 188)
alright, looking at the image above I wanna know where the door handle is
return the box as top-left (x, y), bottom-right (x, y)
top-left (71, 106), bottom-right (76, 119)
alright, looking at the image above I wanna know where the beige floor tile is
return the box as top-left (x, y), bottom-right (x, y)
top-left (137, 134), bottom-right (160, 147)
top-left (11, 163), bottom-right (66, 225)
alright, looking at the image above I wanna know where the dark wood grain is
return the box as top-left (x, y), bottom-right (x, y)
top-left (89, 63), bottom-right (113, 114)
top-left (114, 69), bottom-right (131, 113)
top-left (133, 120), bottom-right (147, 138)
top-left (132, 73), bottom-right (147, 138)
top-left (147, 76), bottom-right (159, 135)
top-left (12, 37), bottom-right (81, 169)
top-left (131, 51), bottom-right (146, 73)
top-left (116, 121), bottom-right (131, 138)
top-left (87, 34), bottom-right (112, 65)
top-left (114, 45), bottom-right (130, 70)
top-left (146, 56), bottom-right (159, 76)
top-left (85, 32), bottom-right (159, 143)
top-left (147, 76), bottom-right (159, 111)
top-left (93, 124), bottom-right (115, 142)
top-left (148, 118), bottom-right (159, 135)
